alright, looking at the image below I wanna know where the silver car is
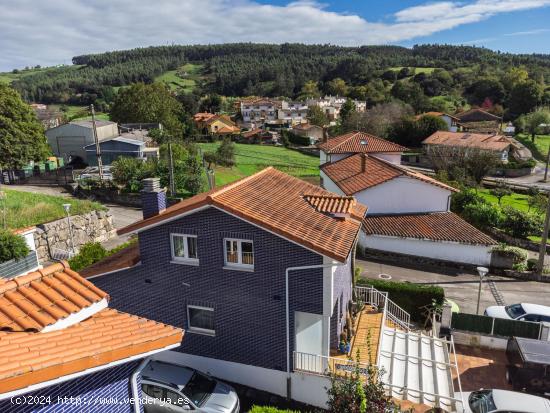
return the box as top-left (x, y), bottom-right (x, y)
top-left (457, 389), bottom-right (550, 413)
top-left (141, 360), bottom-right (240, 413)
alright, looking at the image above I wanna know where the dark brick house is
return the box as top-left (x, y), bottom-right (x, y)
top-left (90, 168), bottom-right (367, 401)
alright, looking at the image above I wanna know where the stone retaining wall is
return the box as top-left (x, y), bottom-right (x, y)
top-left (485, 227), bottom-right (549, 253)
top-left (34, 210), bottom-right (116, 262)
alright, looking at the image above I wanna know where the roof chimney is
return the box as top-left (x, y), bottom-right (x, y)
top-left (141, 178), bottom-right (166, 219)
top-left (361, 153), bottom-right (367, 173)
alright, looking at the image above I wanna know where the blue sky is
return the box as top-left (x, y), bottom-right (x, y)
top-left (1, 0), bottom-right (550, 71)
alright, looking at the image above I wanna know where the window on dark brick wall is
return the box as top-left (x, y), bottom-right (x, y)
top-left (187, 305), bottom-right (215, 334)
top-left (171, 234), bottom-right (199, 265)
top-left (223, 238), bottom-right (254, 269)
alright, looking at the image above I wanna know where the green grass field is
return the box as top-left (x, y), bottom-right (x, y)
top-left (478, 188), bottom-right (531, 212)
top-left (515, 133), bottom-right (550, 162)
top-left (2, 189), bottom-right (106, 230)
top-left (155, 63), bottom-right (204, 93)
top-left (50, 104), bottom-right (110, 121)
top-left (197, 143), bottom-right (320, 186)
top-left (0, 65), bottom-right (82, 85)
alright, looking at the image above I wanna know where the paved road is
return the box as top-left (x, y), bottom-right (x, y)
top-left (5, 184), bottom-right (142, 248)
top-left (358, 258), bottom-right (550, 315)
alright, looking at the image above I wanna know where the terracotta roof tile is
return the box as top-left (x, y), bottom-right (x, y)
top-left (318, 131), bottom-right (407, 154)
top-left (321, 154), bottom-right (457, 195)
top-left (362, 212), bottom-right (496, 245)
top-left (423, 131), bottom-right (512, 152)
top-left (0, 263), bottom-right (183, 394)
top-left (119, 168), bottom-right (366, 262)
top-left (0, 262), bottom-right (108, 332)
top-left (0, 308), bottom-right (182, 394)
top-left (303, 194), bottom-right (356, 215)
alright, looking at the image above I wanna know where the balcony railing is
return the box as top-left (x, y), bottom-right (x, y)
top-left (354, 286), bottom-right (410, 331)
top-left (293, 351), bottom-right (370, 378)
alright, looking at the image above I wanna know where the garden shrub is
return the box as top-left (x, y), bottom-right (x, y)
top-left (68, 242), bottom-right (107, 272)
top-left (450, 188), bottom-right (486, 213)
top-left (111, 156), bottom-right (155, 192)
top-left (249, 407), bottom-right (300, 413)
top-left (0, 230), bottom-right (30, 263)
top-left (500, 206), bottom-right (543, 238)
top-left (527, 258), bottom-right (538, 272)
top-left (462, 202), bottom-right (501, 228)
top-left (356, 275), bottom-right (445, 322)
top-left (287, 132), bottom-right (312, 146)
top-left (491, 244), bottom-right (528, 266)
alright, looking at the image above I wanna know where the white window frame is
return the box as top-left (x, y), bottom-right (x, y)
top-left (223, 238), bottom-right (254, 270)
top-left (170, 233), bottom-right (199, 265)
top-left (187, 305), bottom-right (215, 335)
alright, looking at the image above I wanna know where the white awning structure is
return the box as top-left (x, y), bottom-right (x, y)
top-left (378, 328), bottom-right (464, 412)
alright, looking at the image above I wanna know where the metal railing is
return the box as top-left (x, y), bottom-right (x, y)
top-left (293, 351), bottom-right (370, 378)
top-left (354, 286), bottom-right (410, 331)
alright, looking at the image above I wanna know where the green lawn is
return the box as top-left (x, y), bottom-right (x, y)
top-left (50, 104), bottom-right (110, 121)
top-left (1, 189), bottom-right (106, 230)
top-left (515, 133), bottom-right (550, 162)
top-left (197, 143), bottom-right (320, 186)
top-left (0, 65), bottom-right (83, 85)
top-left (478, 188), bottom-right (531, 212)
top-left (155, 63), bottom-right (204, 93)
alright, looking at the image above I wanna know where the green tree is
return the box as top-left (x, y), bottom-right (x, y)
top-left (327, 78), bottom-right (348, 96)
top-left (390, 81), bottom-right (430, 113)
top-left (307, 105), bottom-right (329, 127)
top-left (521, 108), bottom-right (550, 142)
top-left (340, 99), bottom-right (356, 125)
top-left (215, 138), bottom-right (235, 167)
top-left (110, 82), bottom-right (184, 138)
top-left (0, 84), bottom-right (49, 170)
top-left (508, 80), bottom-right (543, 117)
top-left (299, 80), bottom-right (321, 99)
top-left (490, 182), bottom-right (512, 205)
top-left (183, 153), bottom-right (205, 195)
top-left (501, 207), bottom-right (543, 239)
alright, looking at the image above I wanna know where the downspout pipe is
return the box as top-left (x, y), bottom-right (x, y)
top-left (285, 262), bottom-right (345, 400)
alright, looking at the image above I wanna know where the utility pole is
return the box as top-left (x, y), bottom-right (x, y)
top-left (90, 105), bottom-right (104, 182)
top-left (168, 142), bottom-right (176, 195)
top-left (537, 190), bottom-right (550, 277)
top-left (544, 146), bottom-right (550, 182)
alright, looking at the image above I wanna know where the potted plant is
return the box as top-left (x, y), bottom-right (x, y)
top-left (344, 341), bottom-right (351, 354)
top-left (339, 337), bottom-right (346, 354)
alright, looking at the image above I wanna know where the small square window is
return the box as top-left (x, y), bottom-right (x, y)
top-left (187, 305), bottom-right (215, 334)
top-left (171, 234), bottom-right (199, 265)
top-left (224, 238), bottom-right (254, 269)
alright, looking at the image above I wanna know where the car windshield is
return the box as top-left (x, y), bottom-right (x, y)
top-left (181, 371), bottom-right (216, 407)
top-left (505, 304), bottom-right (526, 319)
top-left (468, 390), bottom-right (497, 413)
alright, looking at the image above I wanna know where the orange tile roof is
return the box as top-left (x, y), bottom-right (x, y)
top-left (303, 194), bottom-right (356, 215)
top-left (0, 262), bottom-right (108, 332)
top-left (415, 111), bottom-right (459, 121)
top-left (362, 212), bottom-right (496, 245)
top-left (0, 263), bottom-right (183, 394)
top-left (11, 226), bottom-right (36, 235)
top-left (0, 308), bottom-right (182, 394)
top-left (318, 131), bottom-right (407, 154)
top-left (321, 154), bottom-right (457, 195)
top-left (423, 131), bottom-right (512, 152)
top-left (193, 112), bottom-right (216, 122)
top-left (119, 168), bottom-right (367, 262)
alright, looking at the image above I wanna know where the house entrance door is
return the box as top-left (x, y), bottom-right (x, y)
top-left (295, 311), bottom-right (323, 373)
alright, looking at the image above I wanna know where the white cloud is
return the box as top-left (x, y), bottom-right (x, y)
top-left (0, 0), bottom-right (549, 71)
top-left (504, 28), bottom-right (550, 36)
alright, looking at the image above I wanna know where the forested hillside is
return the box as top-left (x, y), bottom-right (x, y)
top-left (5, 43), bottom-right (550, 117)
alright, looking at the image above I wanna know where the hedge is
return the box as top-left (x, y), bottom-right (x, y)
top-left (249, 407), bottom-right (301, 413)
top-left (356, 277), bottom-right (445, 322)
top-left (287, 132), bottom-right (311, 146)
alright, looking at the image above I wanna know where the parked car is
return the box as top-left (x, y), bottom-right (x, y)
top-left (485, 303), bottom-right (550, 323)
top-left (507, 336), bottom-right (550, 396)
top-left (141, 360), bottom-right (240, 412)
top-left (457, 389), bottom-right (550, 413)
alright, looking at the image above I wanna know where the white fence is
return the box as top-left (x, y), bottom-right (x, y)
top-left (354, 285), bottom-right (410, 331)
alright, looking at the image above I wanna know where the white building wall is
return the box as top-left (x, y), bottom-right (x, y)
top-left (46, 123), bottom-right (118, 160)
top-left (359, 233), bottom-right (492, 266)
top-left (355, 177), bottom-right (450, 214)
top-left (152, 351), bottom-right (330, 409)
top-left (371, 152), bottom-right (401, 164)
top-left (320, 170), bottom-right (345, 195)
